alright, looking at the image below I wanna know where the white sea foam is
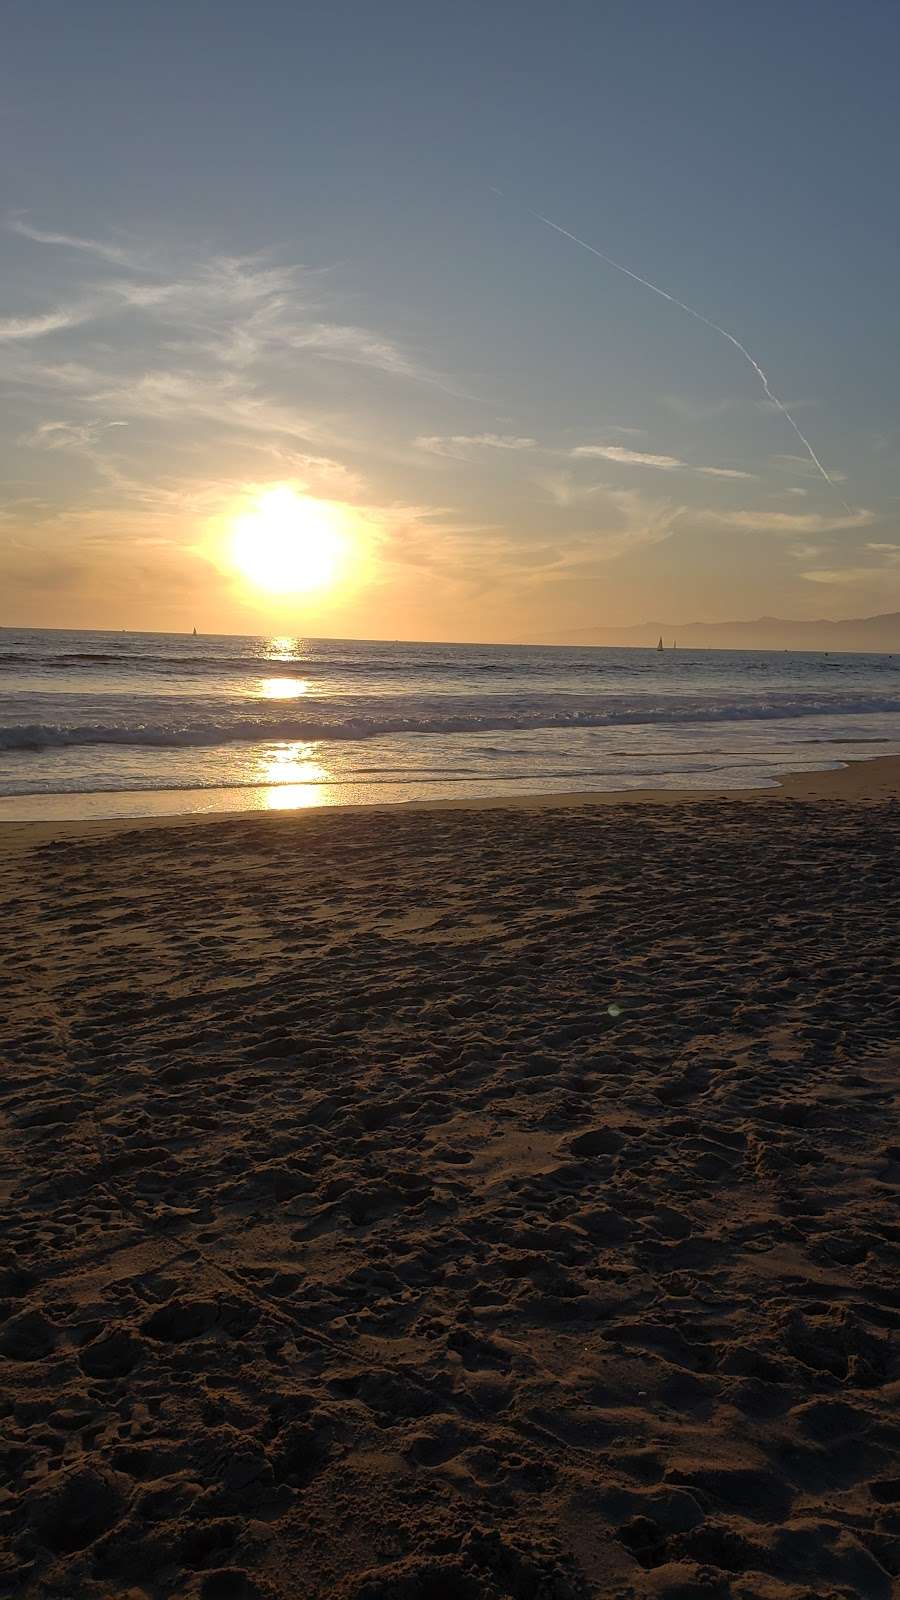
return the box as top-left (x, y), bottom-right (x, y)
top-left (3, 692), bottom-right (900, 752)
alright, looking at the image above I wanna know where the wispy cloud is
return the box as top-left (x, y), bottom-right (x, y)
top-left (365, 477), bottom-right (686, 604)
top-left (573, 444), bottom-right (682, 469)
top-left (0, 305), bottom-right (93, 342)
top-left (9, 217), bottom-right (135, 266)
top-left (801, 566), bottom-right (897, 585)
top-left (292, 323), bottom-right (423, 378)
top-left (4, 226), bottom-right (437, 388)
top-left (3, 223), bottom-right (461, 525)
top-left (416, 433), bottom-right (538, 455)
top-left (571, 443), bottom-right (752, 478)
top-left (21, 419), bottom-right (128, 451)
top-left (711, 508), bottom-right (875, 535)
top-left (773, 453), bottom-right (848, 484)
top-left (537, 471), bottom-right (608, 508)
top-left (660, 393), bottom-right (737, 421)
top-left (4, 226), bottom-right (491, 617)
top-left (586, 488), bottom-right (686, 561)
top-left (20, 366), bottom-right (325, 456)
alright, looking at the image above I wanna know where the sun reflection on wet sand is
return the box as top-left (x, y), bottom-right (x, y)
top-left (264, 783), bottom-right (328, 809)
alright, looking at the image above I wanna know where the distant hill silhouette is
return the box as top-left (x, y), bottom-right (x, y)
top-left (547, 611), bottom-right (900, 653)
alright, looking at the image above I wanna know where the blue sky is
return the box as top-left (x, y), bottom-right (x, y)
top-left (2, 0), bottom-right (899, 637)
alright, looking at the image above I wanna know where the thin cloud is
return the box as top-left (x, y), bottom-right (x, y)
top-left (291, 323), bottom-right (422, 378)
top-left (19, 416), bottom-right (146, 499)
top-left (9, 217), bottom-right (135, 266)
top-left (374, 488), bottom-right (683, 592)
top-left (416, 433), bottom-right (537, 455)
top-left (570, 488), bottom-right (687, 562)
top-left (255, 445), bottom-right (366, 499)
top-left (573, 444), bottom-right (683, 469)
top-left (74, 367), bottom-right (322, 442)
top-left (108, 282), bottom-right (189, 311)
top-left (661, 393), bottom-right (737, 421)
top-left (537, 472), bottom-right (608, 508)
top-left (575, 423), bottom-right (647, 438)
top-left (802, 566), bottom-right (895, 585)
top-left (6, 227), bottom-right (438, 387)
top-left (572, 443), bottom-right (752, 478)
top-left (106, 261), bottom-right (426, 381)
top-left (0, 305), bottom-right (93, 341)
top-left (4, 228), bottom-right (450, 483)
top-left (21, 419), bottom-right (128, 451)
top-left (712, 508), bottom-right (875, 534)
top-left (773, 453), bottom-right (848, 484)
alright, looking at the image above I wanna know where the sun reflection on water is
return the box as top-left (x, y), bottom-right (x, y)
top-left (258, 743), bottom-right (328, 810)
top-left (259, 676), bottom-right (310, 699)
top-left (264, 635), bottom-right (304, 662)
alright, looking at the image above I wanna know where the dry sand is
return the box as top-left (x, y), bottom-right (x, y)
top-left (2, 758), bottom-right (900, 1599)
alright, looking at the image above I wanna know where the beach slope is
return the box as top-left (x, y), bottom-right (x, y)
top-left (2, 782), bottom-right (900, 1598)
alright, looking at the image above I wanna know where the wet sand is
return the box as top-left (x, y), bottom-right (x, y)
top-left (3, 749), bottom-right (900, 855)
top-left (2, 759), bottom-right (900, 1598)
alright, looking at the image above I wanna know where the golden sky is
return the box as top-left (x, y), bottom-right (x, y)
top-left (2, 189), bottom-right (897, 640)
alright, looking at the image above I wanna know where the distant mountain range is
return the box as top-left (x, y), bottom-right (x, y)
top-left (547, 611), bottom-right (900, 653)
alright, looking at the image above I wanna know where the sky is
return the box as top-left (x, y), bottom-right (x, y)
top-left (2, 0), bottom-right (899, 641)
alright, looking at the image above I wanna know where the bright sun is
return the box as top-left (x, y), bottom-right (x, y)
top-left (230, 486), bottom-right (349, 595)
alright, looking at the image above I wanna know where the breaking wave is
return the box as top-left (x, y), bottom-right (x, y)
top-left (5, 693), bottom-right (900, 751)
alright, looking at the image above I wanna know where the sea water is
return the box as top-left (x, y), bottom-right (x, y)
top-left (2, 628), bottom-right (900, 820)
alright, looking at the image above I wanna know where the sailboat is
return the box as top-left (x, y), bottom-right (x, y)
top-left (657, 635), bottom-right (663, 651)
top-left (192, 626), bottom-right (198, 637)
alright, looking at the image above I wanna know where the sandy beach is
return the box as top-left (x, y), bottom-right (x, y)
top-left (3, 759), bottom-right (900, 1599)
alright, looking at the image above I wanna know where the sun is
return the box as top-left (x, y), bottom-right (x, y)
top-left (230, 486), bottom-right (349, 595)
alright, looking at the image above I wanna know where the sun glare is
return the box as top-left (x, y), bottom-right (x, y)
top-left (230, 486), bottom-right (349, 595)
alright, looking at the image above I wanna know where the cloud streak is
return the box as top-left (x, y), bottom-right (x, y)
top-left (802, 565), bottom-right (899, 585)
top-left (572, 443), bottom-right (752, 478)
top-left (9, 217), bottom-right (136, 265)
top-left (416, 433), bottom-right (537, 455)
top-left (711, 508), bottom-right (875, 534)
top-left (0, 305), bottom-right (93, 342)
top-left (573, 444), bottom-right (682, 469)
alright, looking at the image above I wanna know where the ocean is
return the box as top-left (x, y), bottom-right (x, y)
top-left (2, 628), bottom-right (900, 821)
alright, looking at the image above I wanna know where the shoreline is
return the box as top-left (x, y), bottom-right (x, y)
top-left (1, 749), bottom-right (898, 856)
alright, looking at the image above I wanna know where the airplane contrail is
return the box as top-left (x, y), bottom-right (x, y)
top-left (524, 204), bottom-right (853, 515)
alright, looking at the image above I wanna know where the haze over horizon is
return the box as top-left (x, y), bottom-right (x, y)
top-left (3, 1), bottom-right (899, 641)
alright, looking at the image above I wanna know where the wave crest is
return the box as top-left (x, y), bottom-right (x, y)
top-left (5, 693), bottom-right (900, 751)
